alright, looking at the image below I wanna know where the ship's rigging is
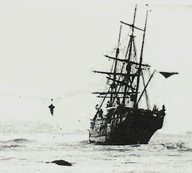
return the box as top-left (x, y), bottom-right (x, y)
top-left (93, 5), bottom-right (151, 110)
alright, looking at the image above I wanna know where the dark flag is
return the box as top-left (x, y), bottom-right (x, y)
top-left (159, 72), bottom-right (179, 78)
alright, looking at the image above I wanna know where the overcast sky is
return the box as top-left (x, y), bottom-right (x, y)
top-left (0, 0), bottom-right (191, 133)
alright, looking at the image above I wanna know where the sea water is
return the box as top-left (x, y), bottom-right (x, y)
top-left (0, 121), bottom-right (191, 173)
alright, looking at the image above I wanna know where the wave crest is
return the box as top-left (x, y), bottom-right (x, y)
top-left (164, 142), bottom-right (192, 152)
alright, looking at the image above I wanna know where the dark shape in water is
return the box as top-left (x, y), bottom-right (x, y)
top-left (51, 160), bottom-right (72, 166)
top-left (89, 5), bottom-right (177, 145)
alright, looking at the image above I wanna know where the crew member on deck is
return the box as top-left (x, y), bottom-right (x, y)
top-left (93, 104), bottom-right (103, 120)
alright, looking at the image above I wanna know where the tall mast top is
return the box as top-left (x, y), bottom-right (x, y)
top-left (134, 9), bottom-right (149, 108)
top-left (132, 5), bottom-right (137, 34)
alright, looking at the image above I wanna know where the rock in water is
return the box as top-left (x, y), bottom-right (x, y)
top-left (51, 160), bottom-right (72, 166)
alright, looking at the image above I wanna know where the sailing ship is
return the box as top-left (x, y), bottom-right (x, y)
top-left (89, 5), bottom-right (176, 145)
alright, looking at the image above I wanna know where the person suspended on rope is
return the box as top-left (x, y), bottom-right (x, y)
top-left (49, 99), bottom-right (55, 116)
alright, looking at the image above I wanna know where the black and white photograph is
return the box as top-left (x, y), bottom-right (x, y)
top-left (0, 0), bottom-right (191, 172)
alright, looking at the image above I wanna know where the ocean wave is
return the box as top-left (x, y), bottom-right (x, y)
top-left (78, 140), bottom-right (90, 145)
top-left (0, 157), bottom-right (14, 161)
top-left (164, 142), bottom-right (192, 152)
top-left (0, 138), bottom-right (32, 150)
top-left (11, 138), bottom-right (29, 143)
top-left (0, 144), bottom-right (24, 151)
top-left (0, 138), bottom-right (31, 144)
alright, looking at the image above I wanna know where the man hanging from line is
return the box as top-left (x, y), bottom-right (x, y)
top-left (49, 99), bottom-right (55, 116)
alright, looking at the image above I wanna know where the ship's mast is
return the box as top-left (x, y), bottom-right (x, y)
top-left (110, 25), bottom-right (122, 104)
top-left (134, 10), bottom-right (149, 108)
top-left (122, 5), bottom-right (137, 106)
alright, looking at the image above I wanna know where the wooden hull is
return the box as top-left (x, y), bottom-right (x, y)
top-left (89, 108), bottom-right (165, 145)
